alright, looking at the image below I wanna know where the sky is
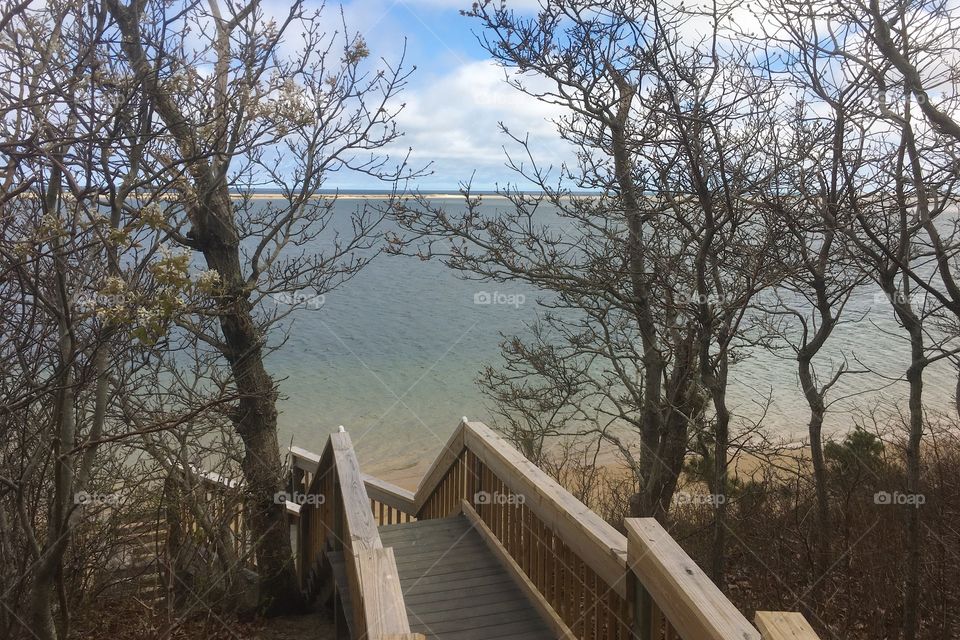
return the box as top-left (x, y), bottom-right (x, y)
top-left (306, 0), bottom-right (570, 191)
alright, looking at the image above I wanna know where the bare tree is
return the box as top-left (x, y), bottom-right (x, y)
top-left (101, 0), bottom-right (418, 612)
top-left (766, 2), bottom-right (960, 635)
top-left (393, 6), bottom-right (780, 581)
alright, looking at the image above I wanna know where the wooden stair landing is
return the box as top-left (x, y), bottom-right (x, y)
top-left (378, 515), bottom-right (555, 640)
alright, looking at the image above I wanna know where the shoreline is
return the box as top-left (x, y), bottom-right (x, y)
top-left (236, 192), bottom-right (497, 201)
top-left (232, 192), bottom-right (603, 201)
top-left (355, 434), bottom-right (819, 492)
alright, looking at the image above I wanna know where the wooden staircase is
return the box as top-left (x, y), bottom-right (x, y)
top-left (284, 419), bottom-right (827, 640)
top-left (380, 515), bottom-right (554, 640)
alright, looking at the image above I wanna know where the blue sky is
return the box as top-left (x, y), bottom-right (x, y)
top-left (314, 0), bottom-right (569, 191)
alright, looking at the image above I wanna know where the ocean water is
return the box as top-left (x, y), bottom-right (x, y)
top-left (264, 198), bottom-right (957, 485)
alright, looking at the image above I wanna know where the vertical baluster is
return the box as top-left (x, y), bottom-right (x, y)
top-left (650, 598), bottom-right (663, 640)
top-left (500, 476), bottom-right (508, 541)
top-left (546, 525), bottom-right (555, 606)
top-left (559, 542), bottom-right (569, 621)
top-left (575, 553), bottom-right (585, 638)
top-left (536, 511), bottom-right (544, 589)
top-left (516, 499), bottom-right (523, 564)
top-left (510, 500), bottom-right (519, 561)
top-left (490, 470), bottom-right (498, 534)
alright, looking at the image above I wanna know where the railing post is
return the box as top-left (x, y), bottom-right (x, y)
top-left (290, 465), bottom-right (303, 499)
top-left (468, 449), bottom-right (479, 512)
top-left (627, 561), bottom-right (653, 640)
top-left (754, 611), bottom-right (822, 639)
top-left (298, 500), bottom-right (308, 589)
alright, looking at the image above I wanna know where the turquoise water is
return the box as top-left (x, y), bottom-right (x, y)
top-left (264, 198), bottom-right (956, 484)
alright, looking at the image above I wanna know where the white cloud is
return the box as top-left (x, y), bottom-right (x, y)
top-left (392, 60), bottom-right (575, 189)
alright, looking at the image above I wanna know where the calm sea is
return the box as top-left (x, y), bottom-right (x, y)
top-left (263, 198), bottom-right (956, 485)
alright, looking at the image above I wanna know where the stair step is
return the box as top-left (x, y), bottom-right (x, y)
top-left (376, 514), bottom-right (555, 640)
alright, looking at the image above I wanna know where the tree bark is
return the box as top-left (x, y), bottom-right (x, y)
top-left (799, 350), bottom-right (832, 575)
top-left (107, 3), bottom-right (303, 613)
top-left (191, 189), bottom-right (304, 614)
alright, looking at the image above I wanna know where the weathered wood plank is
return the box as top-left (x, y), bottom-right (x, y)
top-left (331, 431), bottom-right (383, 552)
top-left (415, 598), bottom-right (531, 627)
top-left (400, 570), bottom-right (512, 601)
top-left (357, 547), bottom-right (412, 637)
top-left (400, 579), bottom-right (517, 606)
top-left (364, 473), bottom-right (417, 514)
top-left (414, 605), bottom-right (544, 629)
top-left (381, 538), bottom-right (489, 560)
top-left (462, 500), bottom-right (577, 640)
top-left (387, 513), bottom-right (553, 640)
top-left (391, 553), bottom-right (503, 575)
top-left (406, 622), bottom-right (546, 640)
top-left (380, 518), bottom-right (480, 537)
top-left (754, 611), bottom-right (822, 640)
top-left (290, 445), bottom-right (321, 472)
top-left (406, 584), bottom-right (528, 607)
top-left (462, 420), bottom-right (628, 598)
top-left (626, 518), bottom-right (760, 640)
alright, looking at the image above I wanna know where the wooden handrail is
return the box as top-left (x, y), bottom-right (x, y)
top-left (329, 432), bottom-right (382, 552)
top-left (754, 612), bottom-right (821, 639)
top-left (290, 445), bottom-right (321, 470)
top-left (289, 420), bottom-right (824, 640)
top-left (626, 518), bottom-right (760, 640)
top-left (297, 430), bottom-right (418, 640)
top-left (356, 547), bottom-right (413, 637)
top-left (407, 419), bottom-right (633, 638)
top-left (462, 419), bottom-right (628, 594)
top-left (292, 420), bottom-right (632, 636)
top-left (362, 474), bottom-right (416, 514)
top-left (302, 419), bottom-right (629, 592)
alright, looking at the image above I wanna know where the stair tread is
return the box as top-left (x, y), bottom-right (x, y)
top-left (377, 514), bottom-right (554, 640)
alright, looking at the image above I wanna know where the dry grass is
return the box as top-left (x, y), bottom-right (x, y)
top-left (69, 601), bottom-right (335, 640)
top-left (534, 425), bottom-right (960, 640)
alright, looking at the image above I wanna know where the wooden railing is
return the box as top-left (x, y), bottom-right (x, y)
top-left (290, 419), bottom-right (823, 640)
top-left (411, 419), bottom-right (632, 639)
top-left (363, 473), bottom-right (416, 525)
top-left (626, 518), bottom-right (759, 640)
top-left (296, 429), bottom-right (422, 640)
top-left (166, 465), bottom-right (253, 569)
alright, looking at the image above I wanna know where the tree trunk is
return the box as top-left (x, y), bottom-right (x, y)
top-left (28, 172), bottom-right (75, 640)
top-left (606, 75), bottom-right (684, 523)
top-left (709, 393), bottom-right (729, 586)
top-left (903, 332), bottom-right (924, 640)
top-left (799, 353), bottom-right (831, 575)
top-left (198, 189), bottom-right (303, 614)
top-left (106, 5), bottom-right (304, 611)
